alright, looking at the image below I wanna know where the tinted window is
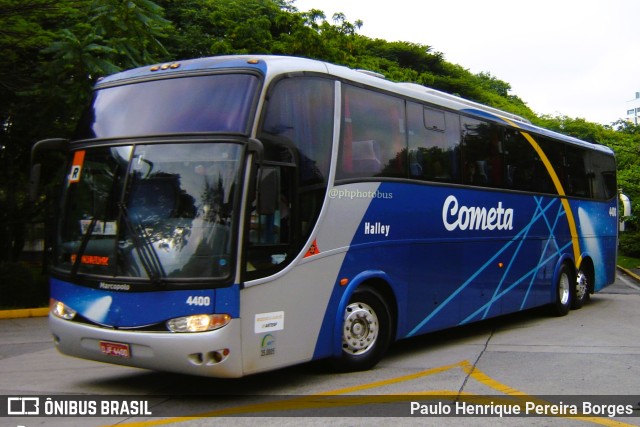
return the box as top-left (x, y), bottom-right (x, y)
top-left (564, 145), bottom-right (590, 197)
top-left (503, 130), bottom-right (554, 193)
top-left (424, 107), bottom-right (445, 131)
top-left (587, 150), bottom-right (617, 200)
top-left (461, 117), bottom-right (505, 188)
top-left (338, 85), bottom-right (406, 179)
top-left (407, 103), bottom-right (461, 183)
top-left (250, 77), bottom-right (335, 278)
top-left (537, 137), bottom-right (567, 194)
top-left (76, 74), bottom-right (259, 139)
top-left (261, 77), bottom-right (334, 184)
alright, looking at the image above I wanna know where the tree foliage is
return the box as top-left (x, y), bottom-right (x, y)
top-left (1, 0), bottom-right (171, 263)
top-left (2, 0), bottom-right (640, 267)
top-left (536, 115), bottom-right (640, 232)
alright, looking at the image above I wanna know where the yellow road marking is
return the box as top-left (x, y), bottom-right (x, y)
top-left (314, 360), bottom-right (467, 395)
top-left (100, 360), bottom-right (637, 427)
top-left (463, 361), bottom-right (635, 427)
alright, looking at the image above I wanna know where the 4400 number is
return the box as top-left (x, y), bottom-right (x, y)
top-left (186, 296), bottom-right (211, 306)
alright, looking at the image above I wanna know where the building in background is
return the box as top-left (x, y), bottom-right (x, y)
top-left (626, 92), bottom-right (640, 124)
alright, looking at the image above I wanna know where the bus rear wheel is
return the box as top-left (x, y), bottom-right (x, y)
top-left (551, 264), bottom-right (573, 316)
top-left (334, 287), bottom-right (392, 372)
top-left (572, 267), bottom-right (592, 309)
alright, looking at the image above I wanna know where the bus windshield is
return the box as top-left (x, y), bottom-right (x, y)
top-left (55, 143), bottom-right (242, 283)
top-left (75, 74), bottom-right (259, 139)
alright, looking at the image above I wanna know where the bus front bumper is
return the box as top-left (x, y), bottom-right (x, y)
top-left (49, 314), bottom-right (244, 378)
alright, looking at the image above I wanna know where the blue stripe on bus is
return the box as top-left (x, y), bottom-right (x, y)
top-left (312, 181), bottom-right (617, 358)
top-left (406, 195), bottom-right (565, 336)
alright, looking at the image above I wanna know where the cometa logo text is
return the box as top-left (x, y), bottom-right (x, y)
top-left (442, 195), bottom-right (514, 231)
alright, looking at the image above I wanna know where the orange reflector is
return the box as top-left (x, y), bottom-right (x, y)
top-left (150, 65), bottom-right (160, 71)
top-left (340, 278), bottom-right (349, 286)
top-left (247, 59), bottom-right (260, 64)
top-left (498, 262), bottom-right (504, 268)
top-left (304, 239), bottom-right (320, 258)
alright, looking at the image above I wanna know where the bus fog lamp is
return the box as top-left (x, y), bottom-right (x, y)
top-left (50, 299), bottom-right (77, 320)
top-left (167, 314), bottom-right (231, 333)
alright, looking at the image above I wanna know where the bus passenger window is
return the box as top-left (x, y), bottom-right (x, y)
top-left (261, 77), bottom-right (333, 185)
top-left (460, 118), bottom-right (508, 189)
top-left (503, 130), bottom-right (536, 192)
top-left (564, 146), bottom-right (589, 197)
top-left (503, 130), bottom-right (556, 194)
top-left (537, 137), bottom-right (566, 195)
top-left (352, 140), bottom-right (383, 174)
top-left (407, 103), bottom-right (461, 184)
top-left (409, 104), bottom-right (442, 180)
top-left (250, 76), bottom-right (334, 279)
top-left (586, 151), bottom-right (617, 200)
top-left (338, 85), bottom-right (406, 179)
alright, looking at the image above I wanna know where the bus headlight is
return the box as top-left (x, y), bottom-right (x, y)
top-left (166, 314), bottom-right (231, 333)
top-left (50, 299), bottom-right (77, 320)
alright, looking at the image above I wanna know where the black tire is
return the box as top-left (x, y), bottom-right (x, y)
top-left (572, 266), bottom-right (592, 310)
top-left (332, 286), bottom-right (393, 372)
top-left (551, 263), bottom-right (574, 316)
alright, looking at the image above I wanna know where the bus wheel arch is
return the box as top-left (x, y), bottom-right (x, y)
top-left (332, 278), bottom-right (397, 372)
top-left (574, 258), bottom-right (595, 309)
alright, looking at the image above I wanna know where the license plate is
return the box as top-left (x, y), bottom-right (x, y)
top-left (99, 341), bottom-right (131, 358)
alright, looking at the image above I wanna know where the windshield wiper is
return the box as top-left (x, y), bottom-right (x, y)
top-left (117, 202), bottom-right (166, 286)
top-left (70, 217), bottom-right (98, 278)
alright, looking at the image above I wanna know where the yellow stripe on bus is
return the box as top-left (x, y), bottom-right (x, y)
top-left (502, 119), bottom-right (582, 269)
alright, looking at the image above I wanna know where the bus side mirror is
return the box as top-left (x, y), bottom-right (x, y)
top-left (257, 167), bottom-right (279, 215)
top-left (29, 138), bottom-right (68, 202)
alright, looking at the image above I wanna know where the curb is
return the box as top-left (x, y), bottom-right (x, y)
top-left (616, 265), bottom-right (640, 282)
top-left (0, 307), bottom-right (49, 319)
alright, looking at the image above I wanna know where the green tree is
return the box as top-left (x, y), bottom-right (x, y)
top-left (612, 119), bottom-right (640, 135)
top-left (1, 0), bottom-right (71, 263)
top-left (157, 0), bottom-right (304, 57)
top-left (1, 0), bottom-right (172, 264)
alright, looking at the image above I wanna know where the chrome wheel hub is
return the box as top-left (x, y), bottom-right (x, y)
top-left (342, 302), bottom-right (378, 355)
top-left (559, 273), bottom-right (570, 306)
top-left (576, 271), bottom-right (588, 301)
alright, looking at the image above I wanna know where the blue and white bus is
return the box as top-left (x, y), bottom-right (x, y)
top-left (35, 55), bottom-right (618, 378)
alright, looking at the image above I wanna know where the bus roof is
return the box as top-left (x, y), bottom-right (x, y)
top-left (96, 55), bottom-right (613, 155)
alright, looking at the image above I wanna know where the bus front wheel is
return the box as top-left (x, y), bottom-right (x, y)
top-left (334, 286), bottom-right (392, 372)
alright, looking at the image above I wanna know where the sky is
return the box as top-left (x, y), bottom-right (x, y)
top-left (292, 0), bottom-right (640, 125)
